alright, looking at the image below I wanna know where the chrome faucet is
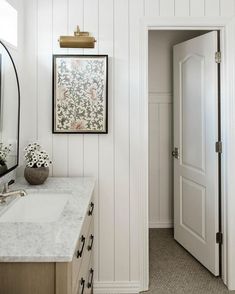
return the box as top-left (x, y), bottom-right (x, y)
top-left (0, 182), bottom-right (27, 204)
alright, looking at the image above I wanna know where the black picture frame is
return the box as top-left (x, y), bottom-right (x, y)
top-left (53, 54), bottom-right (108, 134)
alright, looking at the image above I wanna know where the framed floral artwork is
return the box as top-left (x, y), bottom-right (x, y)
top-left (53, 55), bottom-right (108, 133)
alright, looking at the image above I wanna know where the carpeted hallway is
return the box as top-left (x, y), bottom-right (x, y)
top-left (145, 229), bottom-right (235, 294)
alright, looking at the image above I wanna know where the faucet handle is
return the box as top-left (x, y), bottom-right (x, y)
top-left (2, 183), bottom-right (9, 193)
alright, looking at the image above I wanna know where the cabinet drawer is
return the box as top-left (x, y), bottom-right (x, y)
top-left (73, 250), bottom-right (91, 294)
top-left (74, 253), bottom-right (94, 294)
top-left (84, 256), bottom-right (94, 294)
top-left (72, 199), bottom-right (94, 292)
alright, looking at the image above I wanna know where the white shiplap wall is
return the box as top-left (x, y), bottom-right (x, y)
top-left (21, 0), bottom-right (235, 292)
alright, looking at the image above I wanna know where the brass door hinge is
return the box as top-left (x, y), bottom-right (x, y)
top-left (215, 141), bottom-right (222, 153)
top-left (216, 232), bottom-right (223, 244)
top-left (215, 51), bottom-right (221, 64)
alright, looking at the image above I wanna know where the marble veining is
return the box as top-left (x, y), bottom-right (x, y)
top-left (0, 177), bottom-right (95, 262)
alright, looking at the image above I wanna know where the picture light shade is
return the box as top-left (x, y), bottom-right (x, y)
top-left (59, 26), bottom-right (96, 48)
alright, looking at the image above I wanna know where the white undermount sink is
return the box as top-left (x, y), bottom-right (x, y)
top-left (0, 191), bottom-right (70, 223)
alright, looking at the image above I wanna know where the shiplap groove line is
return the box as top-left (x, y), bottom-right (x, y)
top-left (128, 0), bottom-right (131, 282)
top-left (36, 0), bottom-right (39, 141)
top-left (205, 0), bottom-right (220, 16)
top-left (51, 0), bottom-right (54, 176)
top-left (83, 0), bottom-right (100, 283)
top-left (37, 0), bottom-right (53, 176)
top-left (66, 0), bottom-right (69, 177)
top-left (67, 0), bottom-right (84, 177)
top-left (145, 0), bottom-right (160, 17)
top-left (97, 0), bottom-right (100, 282)
top-left (99, 0), bottom-right (114, 280)
top-left (51, 0), bottom-right (69, 176)
top-left (114, 0), bottom-right (130, 281)
top-left (112, 0), bottom-right (115, 280)
top-left (129, 0), bottom-right (144, 281)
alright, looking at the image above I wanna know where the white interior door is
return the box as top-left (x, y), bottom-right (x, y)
top-left (173, 31), bottom-right (219, 276)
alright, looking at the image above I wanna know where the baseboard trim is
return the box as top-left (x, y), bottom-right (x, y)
top-left (149, 221), bottom-right (173, 228)
top-left (93, 281), bottom-right (141, 294)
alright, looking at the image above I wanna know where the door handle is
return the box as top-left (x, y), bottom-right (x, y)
top-left (172, 147), bottom-right (180, 159)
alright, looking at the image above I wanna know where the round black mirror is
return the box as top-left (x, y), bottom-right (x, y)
top-left (0, 40), bottom-right (20, 176)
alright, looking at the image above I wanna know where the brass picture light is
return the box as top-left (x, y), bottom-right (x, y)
top-left (59, 26), bottom-right (96, 48)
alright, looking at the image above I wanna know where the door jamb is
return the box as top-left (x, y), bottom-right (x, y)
top-left (139, 17), bottom-right (235, 292)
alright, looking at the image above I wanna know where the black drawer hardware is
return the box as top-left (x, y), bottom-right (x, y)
top-left (87, 234), bottom-right (94, 251)
top-left (88, 202), bottom-right (94, 216)
top-left (77, 235), bottom-right (86, 258)
top-left (80, 278), bottom-right (85, 294)
top-left (87, 268), bottom-right (94, 289)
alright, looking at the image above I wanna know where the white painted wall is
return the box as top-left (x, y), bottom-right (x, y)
top-left (21, 0), bottom-right (235, 293)
top-left (148, 30), bottom-right (208, 228)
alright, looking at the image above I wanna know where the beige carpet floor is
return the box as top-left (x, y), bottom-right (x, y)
top-left (144, 229), bottom-right (235, 294)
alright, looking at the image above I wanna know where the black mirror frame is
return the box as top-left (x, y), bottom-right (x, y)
top-left (0, 40), bottom-right (20, 177)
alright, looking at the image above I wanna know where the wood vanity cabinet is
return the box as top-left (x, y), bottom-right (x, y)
top-left (0, 198), bottom-right (95, 294)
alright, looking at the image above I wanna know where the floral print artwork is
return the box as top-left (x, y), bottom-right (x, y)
top-left (54, 56), bottom-right (107, 133)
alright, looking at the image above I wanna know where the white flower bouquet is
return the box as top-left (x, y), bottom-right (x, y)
top-left (24, 142), bottom-right (52, 168)
top-left (0, 143), bottom-right (11, 165)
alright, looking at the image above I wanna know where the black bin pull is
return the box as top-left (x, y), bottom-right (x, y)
top-left (87, 268), bottom-right (94, 289)
top-left (80, 278), bottom-right (85, 294)
top-left (77, 235), bottom-right (85, 258)
top-left (87, 234), bottom-right (94, 251)
top-left (88, 202), bottom-right (94, 216)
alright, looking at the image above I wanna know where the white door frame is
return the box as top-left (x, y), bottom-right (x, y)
top-left (139, 17), bottom-right (235, 292)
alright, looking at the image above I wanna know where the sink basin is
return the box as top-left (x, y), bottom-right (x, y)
top-left (0, 192), bottom-right (70, 223)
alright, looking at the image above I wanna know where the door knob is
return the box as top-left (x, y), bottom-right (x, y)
top-left (172, 147), bottom-right (180, 159)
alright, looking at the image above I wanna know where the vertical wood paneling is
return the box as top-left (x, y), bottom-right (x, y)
top-left (22, 0), bottom-right (235, 289)
top-left (145, 0), bottom-right (160, 17)
top-left (159, 0), bottom-right (175, 16)
top-left (67, 0), bottom-right (84, 177)
top-left (52, 0), bottom-right (69, 176)
top-left (205, 0), bottom-right (220, 16)
top-left (159, 104), bottom-right (173, 222)
top-left (15, 0), bottom-right (24, 173)
top-left (149, 99), bottom-right (173, 228)
top-left (21, 0), bottom-right (38, 141)
top-left (98, 0), bottom-right (115, 282)
top-left (83, 0), bottom-right (100, 283)
top-left (83, 0), bottom-right (99, 182)
top-left (220, 0), bottom-right (234, 16)
top-left (149, 104), bottom-right (160, 225)
top-left (190, 0), bottom-right (205, 16)
top-left (130, 0), bottom-right (143, 281)
top-left (175, 0), bottom-right (190, 16)
top-left (114, 0), bottom-right (130, 281)
top-left (37, 0), bottom-right (53, 176)
top-left (19, 0), bottom-right (38, 174)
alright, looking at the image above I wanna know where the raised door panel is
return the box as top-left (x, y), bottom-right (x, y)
top-left (181, 55), bottom-right (205, 173)
top-left (181, 177), bottom-right (206, 241)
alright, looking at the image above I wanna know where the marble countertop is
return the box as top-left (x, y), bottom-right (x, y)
top-left (0, 177), bottom-right (95, 262)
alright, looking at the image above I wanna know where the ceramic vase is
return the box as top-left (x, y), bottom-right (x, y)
top-left (24, 167), bottom-right (49, 185)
